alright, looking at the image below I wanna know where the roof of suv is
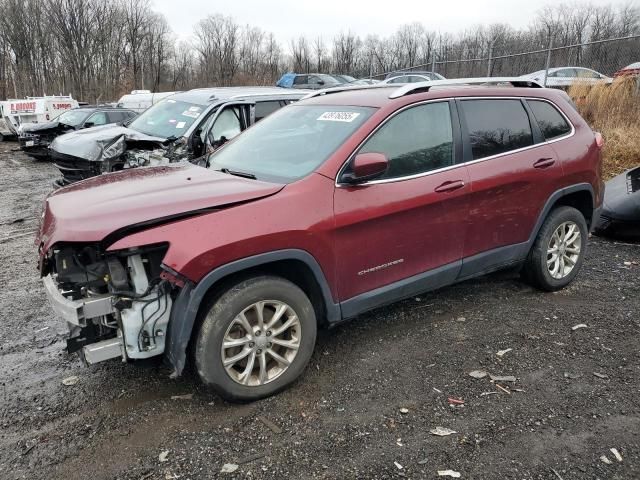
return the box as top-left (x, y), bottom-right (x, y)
top-left (170, 87), bottom-right (310, 106)
top-left (299, 79), bottom-right (562, 108)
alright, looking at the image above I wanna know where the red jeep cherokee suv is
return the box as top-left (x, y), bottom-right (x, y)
top-left (38, 78), bottom-right (604, 401)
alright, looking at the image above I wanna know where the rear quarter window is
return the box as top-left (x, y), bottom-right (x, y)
top-left (459, 99), bottom-right (533, 160)
top-left (527, 100), bottom-right (572, 140)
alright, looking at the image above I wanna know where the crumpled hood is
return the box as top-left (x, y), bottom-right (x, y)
top-left (50, 124), bottom-right (166, 161)
top-left (20, 121), bottom-right (63, 134)
top-left (38, 162), bottom-right (284, 253)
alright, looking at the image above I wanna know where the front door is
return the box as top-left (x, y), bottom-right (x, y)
top-left (333, 101), bottom-right (469, 312)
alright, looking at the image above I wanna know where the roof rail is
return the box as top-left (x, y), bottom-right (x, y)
top-left (388, 77), bottom-right (543, 99)
top-left (301, 84), bottom-right (391, 100)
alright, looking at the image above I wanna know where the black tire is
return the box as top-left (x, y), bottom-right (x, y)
top-left (194, 276), bottom-right (317, 402)
top-left (521, 206), bottom-right (588, 291)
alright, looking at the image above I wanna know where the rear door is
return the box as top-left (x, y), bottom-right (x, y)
top-left (457, 97), bottom-right (563, 275)
top-left (333, 100), bottom-right (469, 306)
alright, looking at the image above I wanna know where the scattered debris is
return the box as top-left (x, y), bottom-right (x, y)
top-left (396, 438), bottom-right (404, 446)
top-left (512, 388), bottom-right (526, 393)
top-left (159, 450), bottom-right (170, 462)
top-left (430, 427), bottom-right (457, 436)
top-left (21, 444), bottom-right (36, 456)
top-left (600, 455), bottom-right (612, 465)
top-left (468, 370), bottom-right (488, 379)
top-left (221, 463), bottom-right (239, 473)
top-left (563, 372), bottom-right (582, 379)
top-left (456, 316), bottom-right (466, 322)
top-left (496, 348), bottom-right (512, 357)
top-left (62, 376), bottom-right (79, 386)
top-left (489, 374), bottom-right (516, 382)
top-left (257, 415), bottom-right (283, 434)
top-left (480, 391), bottom-right (498, 396)
top-left (610, 448), bottom-right (623, 462)
top-left (623, 261), bottom-right (632, 266)
top-left (593, 372), bottom-right (609, 379)
top-left (495, 384), bottom-right (511, 395)
top-left (418, 459), bottom-right (429, 465)
top-left (433, 388), bottom-right (443, 393)
top-left (447, 397), bottom-right (464, 405)
top-left (399, 407), bottom-right (409, 414)
top-left (394, 461), bottom-right (403, 470)
top-left (572, 324), bottom-right (588, 331)
top-left (550, 467), bottom-right (565, 480)
top-left (437, 469), bottom-right (461, 478)
top-left (170, 393), bottom-right (193, 400)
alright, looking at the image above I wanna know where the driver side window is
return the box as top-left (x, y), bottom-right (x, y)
top-left (358, 102), bottom-right (454, 180)
top-left (210, 107), bottom-right (242, 145)
top-left (86, 112), bottom-right (108, 126)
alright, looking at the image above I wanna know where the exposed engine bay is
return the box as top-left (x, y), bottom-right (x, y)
top-left (43, 243), bottom-right (175, 365)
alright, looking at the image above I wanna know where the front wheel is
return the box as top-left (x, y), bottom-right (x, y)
top-left (194, 276), bottom-right (317, 401)
top-left (521, 206), bottom-right (588, 291)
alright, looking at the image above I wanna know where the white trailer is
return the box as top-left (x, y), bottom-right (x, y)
top-left (115, 90), bottom-right (178, 113)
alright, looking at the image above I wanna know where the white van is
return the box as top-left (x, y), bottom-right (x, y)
top-left (0, 102), bottom-right (14, 140)
top-left (115, 90), bottom-right (178, 113)
top-left (3, 96), bottom-right (79, 133)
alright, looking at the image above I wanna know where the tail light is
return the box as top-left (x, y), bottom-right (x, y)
top-left (594, 132), bottom-right (604, 148)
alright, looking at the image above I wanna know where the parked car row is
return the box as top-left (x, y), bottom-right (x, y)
top-left (37, 77), bottom-right (609, 402)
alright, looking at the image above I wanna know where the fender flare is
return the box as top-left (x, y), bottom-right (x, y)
top-left (526, 183), bottom-right (596, 248)
top-left (165, 249), bottom-right (340, 376)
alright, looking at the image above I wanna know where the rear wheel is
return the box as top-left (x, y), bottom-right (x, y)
top-left (194, 276), bottom-right (317, 401)
top-left (521, 206), bottom-right (588, 291)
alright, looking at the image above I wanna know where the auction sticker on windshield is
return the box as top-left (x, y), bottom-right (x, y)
top-left (317, 111), bottom-right (361, 122)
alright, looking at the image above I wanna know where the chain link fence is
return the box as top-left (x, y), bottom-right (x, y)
top-left (374, 35), bottom-right (640, 84)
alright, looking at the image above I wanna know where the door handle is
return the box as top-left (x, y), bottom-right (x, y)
top-left (434, 180), bottom-right (465, 193)
top-left (533, 157), bottom-right (555, 169)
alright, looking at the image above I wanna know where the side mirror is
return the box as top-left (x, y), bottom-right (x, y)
top-left (84, 121), bottom-right (94, 128)
top-left (317, 80), bottom-right (325, 86)
top-left (341, 152), bottom-right (389, 184)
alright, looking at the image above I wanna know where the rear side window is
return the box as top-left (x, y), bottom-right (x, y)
top-left (255, 101), bottom-right (283, 121)
top-left (460, 99), bottom-right (533, 160)
top-left (293, 75), bottom-right (308, 85)
top-left (528, 100), bottom-right (572, 140)
top-left (359, 102), bottom-right (453, 179)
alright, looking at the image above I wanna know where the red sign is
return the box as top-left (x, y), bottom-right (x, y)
top-left (53, 103), bottom-right (72, 110)
top-left (10, 101), bottom-right (36, 114)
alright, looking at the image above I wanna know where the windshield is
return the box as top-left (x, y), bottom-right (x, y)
top-left (56, 110), bottom-right (90, 127)
top-left (128, 98), bottom-right (204, 138)
top-left (208, 104), bottom-right (375, 183)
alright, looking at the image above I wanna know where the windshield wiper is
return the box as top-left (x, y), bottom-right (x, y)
top-left (219, 167), bottom-right (257, 180)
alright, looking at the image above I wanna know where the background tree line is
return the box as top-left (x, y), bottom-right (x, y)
top-left (0, 0), bottom-right (638, 102)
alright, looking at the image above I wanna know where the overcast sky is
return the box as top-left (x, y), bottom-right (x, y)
top-left (152, 0), bottom-right (634, 45)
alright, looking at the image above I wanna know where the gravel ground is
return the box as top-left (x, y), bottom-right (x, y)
top-left (0, 141), bottom-right (639, 480)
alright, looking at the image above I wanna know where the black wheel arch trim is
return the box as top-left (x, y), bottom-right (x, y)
top-left (527, 183), bottom-right (597, 242)
top-left (164, 249), bottom-right (340, 376)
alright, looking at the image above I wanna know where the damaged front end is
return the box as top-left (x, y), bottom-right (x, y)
top-left (42, 242), bottom-right (177, 365)
top-left (51, 125), bottom-right (187, 187)
top-left (19, 122), bottom-right (73, 160)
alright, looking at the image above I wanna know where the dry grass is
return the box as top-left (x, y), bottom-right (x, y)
top-left (568, 77), bottom-right (640, 179)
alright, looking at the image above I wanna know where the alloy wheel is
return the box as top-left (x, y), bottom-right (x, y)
top-left (221, 300), bottom-right (301, 386)
top-left (547, 221), bottom-right (582, 279)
